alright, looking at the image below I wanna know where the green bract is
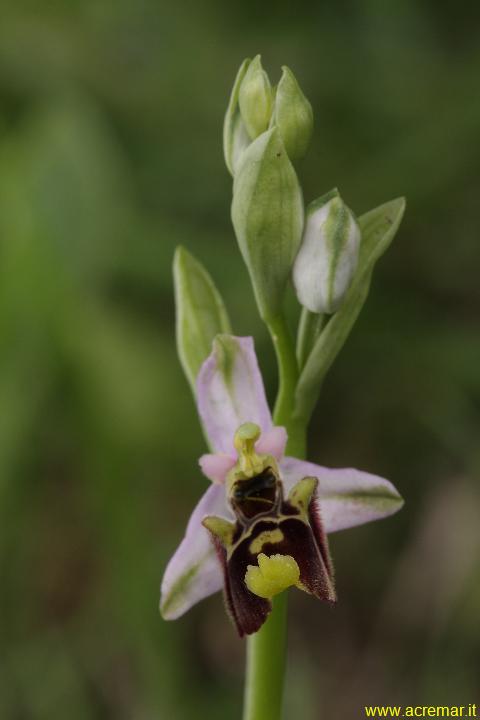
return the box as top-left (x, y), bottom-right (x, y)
top-left (272, 66), bottom-right (313, 161)
top-left (294, 197), bottom-right (406, 421)
top-left (223, 58), bottom-right (252, 177)
top-left (238, 55), bottom-right (273, 141)
top-left (231, 127), bottom-right (304, 322)
top-left (173, 246), bottom-right (231, 393)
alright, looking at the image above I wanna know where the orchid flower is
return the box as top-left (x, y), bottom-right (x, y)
top-left (160, 335), bottom-right (403, 636)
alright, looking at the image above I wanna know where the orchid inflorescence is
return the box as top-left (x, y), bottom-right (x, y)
top-left (160, 53), bottom-right (404, 661)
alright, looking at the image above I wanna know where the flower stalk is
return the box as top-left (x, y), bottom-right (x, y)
top-left (266, 313), bottom-right (306, 459)
top-left (296, 307), bottom-right (326, 371)
top-left (243, 593), bottom-right (289, 720)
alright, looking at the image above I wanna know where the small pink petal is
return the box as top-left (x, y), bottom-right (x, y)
top-left (280, 456), bottom-right (403, 533)
top-left (255, 426), bottom-right (288, 460)
top-left (199, 453), bottom-right (236, 484)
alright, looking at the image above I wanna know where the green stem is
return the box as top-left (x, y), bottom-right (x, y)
top-left (243, 311), bottom-right (308, 720)
top-left (296, 307), bottom-right (325, 371)
top-left (266, 313), bottom-right (305, 457)
top-left (242, 593), bottom-right (288, 720)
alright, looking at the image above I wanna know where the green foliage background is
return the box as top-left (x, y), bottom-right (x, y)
top-left (0, 2), bottom-right (479, 718)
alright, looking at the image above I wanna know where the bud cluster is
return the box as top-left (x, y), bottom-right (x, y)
top-left (224, 54), bottom-right (313, 174)
top-left (225, 55), bottom-right (364, 327)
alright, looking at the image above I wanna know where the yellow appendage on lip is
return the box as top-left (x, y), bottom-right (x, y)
top-left (244, 553), bottom-right (300, 599)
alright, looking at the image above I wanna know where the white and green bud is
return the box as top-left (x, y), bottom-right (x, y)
top-left (294, 197), bottom-right (405, 422)
top-left (174, 247), bottom-right (231, 392)
top-left (293, 189), bottom-right (361, 315)
top-left (238, 55), bottom-right (274, 141)
top-left (223, 58), bottom-right (252, 176)
top-left (271, 66), bottom-right (313, 161)
top-left (231, 127), bottom-right (304, 321)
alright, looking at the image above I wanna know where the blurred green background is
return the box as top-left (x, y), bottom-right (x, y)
top-left (1, 1), bottom-right (479, 718)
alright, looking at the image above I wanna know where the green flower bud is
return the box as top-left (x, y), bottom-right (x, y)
top-left (173, 246), bottom-right (231, 392)
top-left (238, 55), bottom-right (274, 140)
top-left (272, 66), bottom-right (313, 161)
top-left (231, 127), bottom-right (304, 321)
top-left (223, 58), bottom-right (252, 176)
top-left (293, 189), bottom-right (360, 315)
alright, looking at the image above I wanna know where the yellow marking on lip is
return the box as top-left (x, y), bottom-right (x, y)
top-left (249, 528), bottom-right (284, 555)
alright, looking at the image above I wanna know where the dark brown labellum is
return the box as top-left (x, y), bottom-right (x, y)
top-left (206, 473), bottom-right (336, 636)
